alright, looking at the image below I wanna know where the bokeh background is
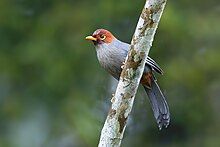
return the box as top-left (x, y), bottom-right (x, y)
top-left (0, 0), bottom-right (220, 146)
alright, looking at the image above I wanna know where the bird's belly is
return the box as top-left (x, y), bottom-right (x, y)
top-left (100, 60), bottom-right (122, 80)
top-left (96, 46), bottom-right (127, 80)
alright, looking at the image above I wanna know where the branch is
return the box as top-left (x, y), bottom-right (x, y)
top-left (98, 0), bottom-right (167, 146)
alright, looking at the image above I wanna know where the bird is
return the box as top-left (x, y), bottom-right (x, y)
top-left (86, 29), bottom-right (170, 130)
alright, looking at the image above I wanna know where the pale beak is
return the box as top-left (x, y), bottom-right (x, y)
top-left (85, 36), bottom-right (97, 41)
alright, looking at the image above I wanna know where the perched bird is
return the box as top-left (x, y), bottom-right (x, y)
top-left (86, 29), bottom-right (170, 129)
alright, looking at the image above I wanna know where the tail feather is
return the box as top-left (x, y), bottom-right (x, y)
top-left (143, 78), bottom-right (170, 130)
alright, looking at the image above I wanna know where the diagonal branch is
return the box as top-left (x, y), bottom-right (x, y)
top-left (98, 0), bottom-right (167, 146)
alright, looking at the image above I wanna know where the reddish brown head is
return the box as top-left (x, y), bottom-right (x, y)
top-left (85, 29), bottom-right (115, 45)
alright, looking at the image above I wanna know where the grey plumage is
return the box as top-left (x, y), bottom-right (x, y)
top-left (143, 80), bottom-right (170, 130)
top-left (94, 37), bottom-right (170, 129)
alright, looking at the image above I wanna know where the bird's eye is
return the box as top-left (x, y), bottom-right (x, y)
top-left (100, 35), bottom-right (106, 40)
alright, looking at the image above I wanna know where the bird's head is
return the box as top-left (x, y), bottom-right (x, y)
top-left (85, 29), bottom-right (115, 45)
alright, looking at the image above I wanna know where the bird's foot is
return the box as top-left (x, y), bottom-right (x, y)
top-left (121, 62), bottom-right (125, 69)
top-left (111, 94), bottom-right (115, 103)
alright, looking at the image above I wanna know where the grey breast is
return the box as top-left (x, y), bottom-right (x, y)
top-left (95, 39), bottom-right (129, 80)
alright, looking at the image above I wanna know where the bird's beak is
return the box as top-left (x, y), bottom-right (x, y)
top-left (85, 36), bottom-right (97, 41)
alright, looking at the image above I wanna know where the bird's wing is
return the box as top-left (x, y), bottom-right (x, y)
top-left (120, 42), bottom-right (163, 75)
top-left (146, 57), bottom-right (164, 75)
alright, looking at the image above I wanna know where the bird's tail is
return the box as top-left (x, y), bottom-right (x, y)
top-left (143, 77), bottom-right (170, 130)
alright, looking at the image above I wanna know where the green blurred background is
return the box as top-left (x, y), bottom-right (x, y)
top-left (0, 0), bottom-right (220, 146)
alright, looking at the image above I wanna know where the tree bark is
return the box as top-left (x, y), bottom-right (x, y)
top-left (98, 0), bottom-right (167, 146)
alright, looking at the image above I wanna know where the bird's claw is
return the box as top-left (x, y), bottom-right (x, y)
top-left (111, 94), bottom-right (115, 103)
top-left (111, 97), bottom-right (115, 103)
top-left (121, 62), bottom-right (125, 69)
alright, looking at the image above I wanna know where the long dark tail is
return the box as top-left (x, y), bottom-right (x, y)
top-left (143, 77), bottom-right (170, 130)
